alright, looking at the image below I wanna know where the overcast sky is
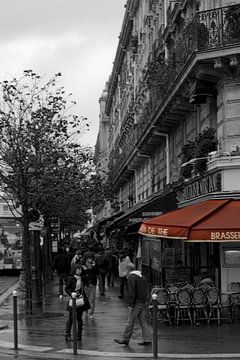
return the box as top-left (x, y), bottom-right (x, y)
top-left (0, 0), bottom-right (126, 146)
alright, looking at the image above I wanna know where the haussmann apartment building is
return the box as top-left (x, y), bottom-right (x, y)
top-left (94, 0), bottom-right (240, 292)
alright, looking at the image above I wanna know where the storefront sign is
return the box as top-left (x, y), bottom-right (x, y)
top-left (178, 172), bottom-right (221, 202)
top-left (211, 232), bottom-right (240, 240)
top-left (118, 192), bottom-right (178, 227)
top-left (139, 223), bottom-right (169, 237)
top-left (129, 211), bottom-right (163, 224)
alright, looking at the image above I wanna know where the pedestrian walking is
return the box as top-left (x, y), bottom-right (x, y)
top-left (107, 249), bottom-right (118, 287)
top-left (118, 249), bottom-right (131, 299)
top-left (81, 256), bottom-right (98, 319)
top-left (71, 250), bottom-right (82, 270)
top-left (95, 248), bottom-right (109, 296)
top-left (52, 247), bottom-right (71, 299)
top-left (114, 263), bottom-right (152, 346)
top-left (65, 265), bottom-right (90, 341)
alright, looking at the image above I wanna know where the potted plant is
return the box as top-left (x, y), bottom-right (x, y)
top-left (180, 127), bottom-right (218, 179)
top-left (194, 128), bottom-right (217, 176)
top-left (180, 140), bottom-right (195, 180)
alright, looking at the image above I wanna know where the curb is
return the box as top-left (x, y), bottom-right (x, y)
top-left (1, 347), bottom-right (240, 360)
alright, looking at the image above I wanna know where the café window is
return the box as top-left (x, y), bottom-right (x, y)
top-left (223, 248), bottom-right (240, 267)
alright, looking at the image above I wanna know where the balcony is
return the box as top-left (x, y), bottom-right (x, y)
top-left (208, 153), bottom-right (240, 172)
top-left (198, 5), bottom-right (240, 49)
top-left (108, 4), bottom-right (240, 186)
top-left (207, 152), bottom-right (240, 193)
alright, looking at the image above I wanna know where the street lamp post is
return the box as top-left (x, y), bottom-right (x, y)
top-left (13, 290), bottom-right (18, 351)
top-left (71, 292), bottom-right (78, 355)
top-left (152, 293), bottom-right (158, 359)
top-left (30, 230), bottom-right (40, 302)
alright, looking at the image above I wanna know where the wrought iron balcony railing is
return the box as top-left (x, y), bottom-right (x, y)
top-left (198, 5), bottom-right (240, 49)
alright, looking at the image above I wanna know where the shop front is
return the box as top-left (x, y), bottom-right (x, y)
top-left (139, 227), bottom-right (221, 287)
top-left (139, 197), bottom-right (240, 290)
top-left (104, 191), bottom-right (178, 256)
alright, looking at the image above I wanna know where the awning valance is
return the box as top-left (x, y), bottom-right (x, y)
top-left (138, 199), bottom-right (240, 242)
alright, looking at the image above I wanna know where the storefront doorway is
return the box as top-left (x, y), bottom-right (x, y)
top-left (141, 237), bottom-right (221, 287)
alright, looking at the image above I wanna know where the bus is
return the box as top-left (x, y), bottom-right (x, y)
top-left (0, 199), bottom-right (22, 271)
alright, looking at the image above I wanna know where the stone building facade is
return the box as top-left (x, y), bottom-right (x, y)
top-left (95, 0), bottom-right (240, 289)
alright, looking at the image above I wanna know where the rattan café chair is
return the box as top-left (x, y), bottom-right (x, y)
top-left (191, 287), bottom-right (208, 324)
top-left (175, 288), bottom-right (192, 325)
top-left (149, 287), bottom-right (172, 325)
top-left (166, 285), bottom-right (179, 305)
top-left (227, 282), bottom-right (240, 292)
top-left (182, 283), bottom-right (195, 291)
top-left (227, 282), bottom-right (240, 321)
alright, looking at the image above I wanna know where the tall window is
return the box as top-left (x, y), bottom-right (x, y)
top-left (136, 158), bottom-right (151, 201)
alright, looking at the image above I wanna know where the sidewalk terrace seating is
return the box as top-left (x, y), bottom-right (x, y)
top-left (149, 283), bottom-right (239, 326)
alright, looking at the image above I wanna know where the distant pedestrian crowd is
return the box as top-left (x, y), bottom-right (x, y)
top-left (52, 243), bottom-right (152, 346)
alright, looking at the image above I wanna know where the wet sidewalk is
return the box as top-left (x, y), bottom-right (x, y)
top-left (0, 276), bottom-right (240, 359)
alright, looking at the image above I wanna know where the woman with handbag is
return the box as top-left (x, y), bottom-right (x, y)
top-left (65, 265), bottom-right (90, 341)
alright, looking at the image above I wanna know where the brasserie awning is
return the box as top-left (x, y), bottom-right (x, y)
top-left (138, 198), bottom-right (240, 242)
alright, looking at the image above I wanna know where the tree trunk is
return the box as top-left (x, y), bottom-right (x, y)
top-left (42, 221), bottom-right (53, 284)
top-left (30, 230), bottom-right (41, 301)
top-left (21, 218), bottom-right (31, 301)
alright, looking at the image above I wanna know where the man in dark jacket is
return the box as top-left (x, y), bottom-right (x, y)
top-left (52, 247), bottom-right (71, 299)
top-left (114, 263), bottom-right (152, 346)
top-left (95, 249), bottom-right (109, 296)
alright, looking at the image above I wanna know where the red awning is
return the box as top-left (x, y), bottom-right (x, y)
top-left (138, 199), bottom-right (240, 242)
